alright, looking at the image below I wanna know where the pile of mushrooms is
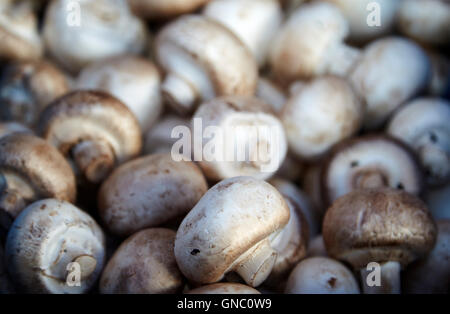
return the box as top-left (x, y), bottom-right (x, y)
top-left (0, 0), bottom-right (448, 296)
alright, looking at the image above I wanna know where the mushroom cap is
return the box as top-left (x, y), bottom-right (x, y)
top-left (193, 96), bottom-right (287, 181)
top-left (203, 0), bottom-right (283, 66)
top-left (37, 90), bottom-right (142, 167)
top-left (322, 135), bottom-right (424, 206)
top-left (187, 283), bottom-right (260, 294)
top-left (0, 133), bottom-right (76, 206)
top-left (129, 0), bottom-right (210, 20)
top-left (403, 219), bottom-right (450, 293)
top-left (397, 0), bottom-right (450, 45)
top-left (0, 59), bottom-right (69, 126)
top-left (98, 153), bottom-right (208, 236)
top-left (281, 76), bottom-right (363, 160)
top-left (76, 55), bottom-right (162, 132)
top-left (0, 122), bottom-right (32, 139)
top-left (0, 1), bottom-right (42, 61)
top-left (349, 37), bottom-right (430, 130)
top-left (323, 189), bottom-right (437, 269)
top-left (155, 15), bottom-right (258, 113)
top-left (100, 228), bottom-right (184, 294)
top-left (387, 97), bottom-right (450, 186)
top-left (174, 176), bottom-right (290, 285)
top-left (5, 199), bottom-right (105, 293)
top-left (43, 0), bottom-right (148, 73)
top-left (285, 257), bottom-right (360, 294)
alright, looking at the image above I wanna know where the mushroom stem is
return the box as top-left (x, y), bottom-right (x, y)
top-left (73, 255), bottom-right (97, 280)
top-left (360, 261), bottom-right (401, 294)
top-left (234, 239), bottom-right (278, 287)
top-left (161, 73), bottom-right (198, 115)
top-left (354, 170), bottom-right (388, 189)
top-left (72, 140), bottom-right (115, 184)
top-left (325, 44), bottom-right (361, 77)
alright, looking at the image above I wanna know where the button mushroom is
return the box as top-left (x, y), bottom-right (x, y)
top-left (285, 257), bottom-right (360, 294)
top-left (128, 0), bottom-right (210, 20)
top-left (37, 90), bottom-right (142, 184)
top-left (387, 98), bottom-right (450, 187)
top-left (76, 55), bottom-right (162, 133)
top-left (349, 37), bottom-right (431, 130)
top-left (43, 0), bottom-right (148, 74)
top-left (0, 133), bottom-right (76, 233)
top-left (98, 153), bottom-right (208, 236)
top-left (280, 76), bottom-right (363, 160)
top-left (155, 15), bottom-right (258, 115)
top-left (174, 176), bottom-right (290, 287)
top-left (323, 188), bottom-right (437, 294)
top-left (321, 135), bottom-right (424, 206)
top-left (187, 283), bottom-right (260, 294)
top-left (5, 199), bottom-right (106, 293)
top-left (269, 1), bottom-right (361, 83)
top-left (203, 0), bottom-right (283, 67)
top-left (192, 96), bottom-right (287, 181)
top-left (100, 228), bottom-right (184, 294)
top-left (0, 59), bottom-right (69, 127)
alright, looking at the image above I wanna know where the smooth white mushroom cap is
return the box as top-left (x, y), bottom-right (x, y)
top-left (203, 0), bottom-right (283, 67)
top-left (5, 199), bottom-right (105, 294)
top-left (349, 37), bottom-right (430, 130)
top-left (285, 257), bottom-right (360, 294)
top-left (43, 0), bottom-right (148, 73)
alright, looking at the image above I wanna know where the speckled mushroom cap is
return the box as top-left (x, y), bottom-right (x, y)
top-left (321, 135), bottom-right (424, 206)
top-left (193, 96), bottom-right (287, 181)
top-left (187, 283), bottom-right (261, 294)
top-left (0, 133), bottom-right (76, 219)
top-left (0, 60), bottom-right (69, 126)
top-left (174, 176), bottom-right (290, 287)
top-left (100, 228), bottom-right (184, 294)
top-left (387, 98), bottom-right (450, 187)
top-left (98, 153), bottom-right (208, 236)
top-left (0, 0), bottom-right (42, 61)
top-left (37, 90), bottom-right (142, 183)
top-left (43, 0), bottom-right (148, 74)
top-left (129, 0), bottom-right (210, 20)
top-left (349, 37), bottom-right (430, 130)
top-left (155, 15), bottom-right (258, 115)
top-left (323, 189), bottom-right (437, 270)
top-left (5, 199), bottom-right (106, 294)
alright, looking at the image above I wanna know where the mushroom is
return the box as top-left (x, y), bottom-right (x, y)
top-left (43, 0), bottom-right (148, 74)
top-left (128, 0), bottom-right (210, 20)
top-left (76, 55), bottom-right (162, 132)
top-left (424, 183), bottom-right (450, 220)
top-left (285, 257), bottom-right (360, 294)
top-left (403, 219), bottom-right (450, 294)
top-left (100, 228), bottom-right (184, 294)
top-left (349, 37), bottom-right (431, 130)
top-left (0, 122), bottom-right (32, 139)
top-left (203, 0), bottom-right (283, 67)
top-left (397, 0), bottom-right (450, 46)
top-left (307, 235), bottom-right (328, 258)
top-left (281, 76), bottom-right (363, 160)
top-left (187, 283), bottom-right (260, 294)
top-left (174, 176), bottom-right (290, 287)
top-left (193, 96), bottom-right (287, 181)
top-left (0, 0), bottom-right (42, 61)
top-left (155, 15), bottom-right (258, 115)
top-left (5, 199), bottom-right (106, 293)
top-left (321, 135), bottom-right (424, 206)
top-left (98, 153), bottom-right (208, 236)
top-left (0, 133), bottom-right (76, 234)
top-left (256, 78), bottom-right (287, 115)
top-left (387, 98), bottom-right (450, 186)
top-left (37, 90), bottom-right (142, 184)
top-left (323, 188), bottom-right (437, 294)
top-left (324, 0), bottom-right (401, 43)
top-left (0, 59), bottom-right (69, 127)
top-left (269, 1), bottom-right (361, 84)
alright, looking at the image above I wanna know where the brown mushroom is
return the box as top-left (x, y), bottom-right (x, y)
top-left (187, 283), bottom-right (260, 294)
top-left (129, 0), bottom-right (210, 20)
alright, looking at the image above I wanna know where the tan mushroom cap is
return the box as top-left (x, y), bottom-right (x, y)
top-left (100, 228), bottom-right (184, 294)
top-left (187, 283), bottom-right (260, 294)
top-left (98, 153), bottom-right (208, 236)
top-left (323, 189), bottom-right (437, 269)
top-left (129, 0), bottom-right (210, 20)
top-left (175, 176), bottom-right (290, 287)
